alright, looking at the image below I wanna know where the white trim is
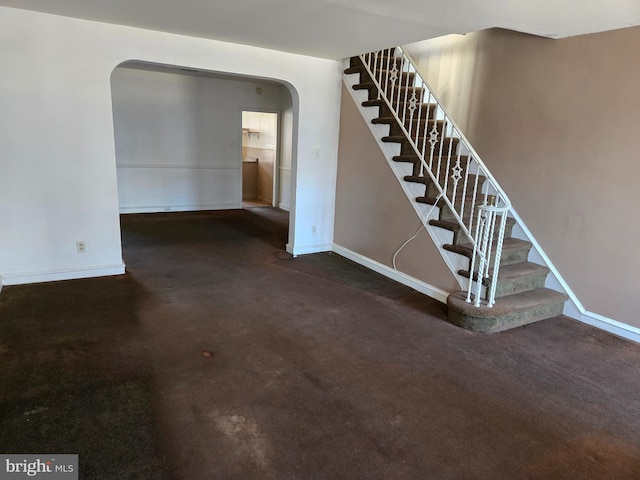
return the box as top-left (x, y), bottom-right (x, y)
top-left (332, 244), bottom-right (449, 304)
top-left (331, 244), bottom-right (640, 343)
top-left (509, 212), bottom-right (583, 319)
top-left (286, 242), bottom-right (332, 256)
top-left (578, 310), bottom-right (640, 344)
top-left (278, 202), bottom-right (290, 211)
top-left (116, 163), bottom-right (239, 170)
top-left (119, 203), bottom-right (241, 214)
top-left (508, 214), bottom-right (640, 343)
top-left (1, 263), bottom-right (126, 286)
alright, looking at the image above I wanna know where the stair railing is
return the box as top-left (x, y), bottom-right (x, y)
top-left (358, 48), bottom-right (512, 307)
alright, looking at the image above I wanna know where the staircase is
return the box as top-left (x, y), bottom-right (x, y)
top-left (343, 48), bottom-right (568, 333)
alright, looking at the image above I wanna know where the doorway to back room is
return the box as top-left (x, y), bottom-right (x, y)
top-left (242, 111), bottom-right (279, 208)
top-left (110, 62), bottom-right (294, 255)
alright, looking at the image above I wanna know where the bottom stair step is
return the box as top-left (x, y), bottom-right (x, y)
top-left (447, 288), bottom-right (568, 333)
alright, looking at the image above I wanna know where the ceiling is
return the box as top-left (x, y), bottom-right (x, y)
top-left (2, 0), bottom-right (640, 59)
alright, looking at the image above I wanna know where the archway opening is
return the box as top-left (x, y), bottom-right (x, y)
top-left (110, 61), bottom-right (297, 252)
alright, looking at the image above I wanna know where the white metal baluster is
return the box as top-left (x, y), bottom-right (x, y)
top-left (414, 97), bottom-right (424, 170)
top-left (402, 66), bottom-right (417, 143)
top-left (402, 59), bottom-right (410, 134)
top-left (438, 114), bottom-right (449, 192)
top-left (412, 69), bottom-right (422, 140)
top-left (467, 208), bottom-right (485, 304)
top-left (395, 55), bottom-right (403, 113)
top-left (385, 54), bottom-right (394, 108)
top-left (429, 111), bottom-right (441, 189)
top-left (459, 154), bottom-right (471, 229)
top-left (450, 148), bottom-right (463, 223)
top-left (443, 153), bottom-right (452, 203)
top-left (487, 208), bottom-right (508, 306)
top-left (441, 117), bottom-right (452, 198)
top-left (400, 58), bottom-right (410, 131)
top-left (371, 53), bottom-right (379, 96)
top-left (411, 102), bottom-right (423, 161)
top-left (447, 124), bottom-right (456, 194)
top-left (408, 63), bottom-right (419, 144)
top-left (484, 206), bottom-right (497, 280)
top-left (467, 169), bottom-right (480, 248)
top-left (390, 57), bottom-right (402, 111)
top-left (449, 124), bottom-right (464, 215)
top-left (422, 92), bottom-right (433, 174)
top-left (380, 52), bottom-right (385, 97)
top-left (475, 206), bottom-right (494, 307)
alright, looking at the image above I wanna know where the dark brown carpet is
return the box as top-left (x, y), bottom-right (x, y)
top-left (1, 207), bottom-right (639, 479)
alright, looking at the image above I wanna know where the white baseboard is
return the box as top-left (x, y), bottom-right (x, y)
top-left (331, 244), bottom-right (640, 343)
top-left (119, 204), bottom-right (240, 214)
top-left (332, 244), bottom-right (449, 303)
top-left (286, 243), bottom-right (332, 256)
top-left (578, 310), bottom-right (640, 344)
top-left (1, 263), bottom-right (126, 286)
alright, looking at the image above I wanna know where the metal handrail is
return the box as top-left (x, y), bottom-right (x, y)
top-left (358, 48), bottom-right (512, 307)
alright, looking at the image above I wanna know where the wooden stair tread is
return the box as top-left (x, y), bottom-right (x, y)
top-left (362, 99), bottom-right (436, 110)
top-left (354, 82), bottom-right (423, 92)
top-left (382, 135), bottom-right (458, 144)
top-left (344, 66), bottom-right (364, 75)
top-left (417, 188), bottom-right (490, 207)
top-left (373, 117), bottom-right (442, 125)
top-left (393, 155), bottom-right (420, 163)
top-left (430, 216), bottom-right (508, 231)
top-left (404, 175), bottom-right (428, 184)
top-left (382, 135), bottom-right (407, 143)
top-left (444, 238), bottom-right (531, 257)
top-left (429, 218), bottom-right (462, 231)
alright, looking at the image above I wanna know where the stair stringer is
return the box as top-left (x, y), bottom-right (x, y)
top-left (342, 68), bottom-right (469, 294)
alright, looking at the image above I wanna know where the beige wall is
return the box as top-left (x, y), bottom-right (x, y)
top-left (335, 84), bottom-right (459, 293)
top-left (403, 27), bottom-right (640, 327)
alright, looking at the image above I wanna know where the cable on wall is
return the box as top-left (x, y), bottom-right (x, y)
top-left (392, 194), bottom-right (443, 270)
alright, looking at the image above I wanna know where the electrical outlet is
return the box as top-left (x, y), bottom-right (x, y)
top-left (312, 225), bottom-right (317, 234)
top-left (76, 241), bottom-right (86, 253)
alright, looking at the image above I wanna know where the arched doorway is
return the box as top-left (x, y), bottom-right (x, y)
top-left (110, 61), bottom-right (296, 248)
